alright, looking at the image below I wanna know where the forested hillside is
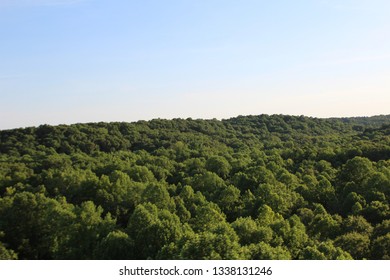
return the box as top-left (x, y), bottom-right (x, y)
top-left (1, 114), bottom-right (390, 260)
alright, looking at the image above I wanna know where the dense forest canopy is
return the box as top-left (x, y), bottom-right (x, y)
top-left (1, 114), bottom-right (390, 260)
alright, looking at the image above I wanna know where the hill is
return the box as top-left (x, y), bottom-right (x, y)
top-left (1, 114), bottom-right (390, 260)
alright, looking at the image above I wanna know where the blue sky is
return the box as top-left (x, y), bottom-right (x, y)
top-left (1, 0), bottom-right (389, 129)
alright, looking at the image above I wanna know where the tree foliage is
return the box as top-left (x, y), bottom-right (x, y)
top-left (1, 114), bottom-right (390, 259)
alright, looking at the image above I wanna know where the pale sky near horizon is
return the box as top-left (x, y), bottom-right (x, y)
top-left (1, 0), bottom-right (389, 129)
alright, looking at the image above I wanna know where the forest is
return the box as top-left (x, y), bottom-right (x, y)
top-left (0, 114), bottom-right (390, 260)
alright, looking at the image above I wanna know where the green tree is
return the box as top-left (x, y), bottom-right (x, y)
top-left (334, 232), bottom-right (370, 259)
top-left (179, 224), bottom-right (243, 260)
top-left (59, 201), bottom-right (116, 259)
top-left (245, 242), bottom-right (291, 260)
top-left (232, 217), bottom-right (273, 245)
top-left (205, 156), bottom-right (231, 179)
top-left (299, 241), bottom-right (352, 260)
top-left (127, 203), bottom-right (184, 259)
top-left (0, 232), bottom-right (18, 260)
top-left (371, 233), bottom-right (390, 259)
top-left (0, 192), bottom-right (75, 259)
top-left (94, 230), bottom-right (135, 259)
top-left (140, 183), bottom-right (175, 211)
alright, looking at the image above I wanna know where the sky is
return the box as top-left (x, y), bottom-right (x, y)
top-left (1, 0), bottom-right (390, 129)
